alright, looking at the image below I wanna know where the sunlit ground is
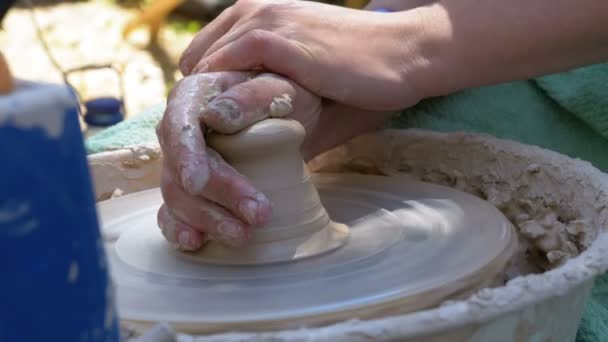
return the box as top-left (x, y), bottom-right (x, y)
top-left (1, 0), bottom-right (360, 118)
top-left (1, 0), bottom-right (200, 117)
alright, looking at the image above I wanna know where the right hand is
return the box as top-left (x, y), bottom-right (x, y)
top-left (178, 0), bottom-right (433, 112)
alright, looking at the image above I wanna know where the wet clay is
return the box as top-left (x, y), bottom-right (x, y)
top-left (100, 119), bottom-right (517, 334)
top-left (102, 172), bottom-right (516, 334)
top-left (193, 118), bottom-right (349, 264)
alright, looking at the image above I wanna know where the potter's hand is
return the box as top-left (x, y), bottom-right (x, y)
top-left (178, 0), bottom-right (432, 111)
top-left (156, 71), bottom-right (322, 250)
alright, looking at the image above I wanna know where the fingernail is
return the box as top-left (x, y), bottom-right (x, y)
top-left (255, 192), bottom-right (272, 223)
top-left (178, 231), bottom-right (196, 251)
top-left (217, 221), bottom-right (247, 246)
top-left (192, 61), bottom-right (209, 74)
top-left (239, 193), bottom-right (271, 226)
top-left (208, 99), bottom-right (241, 122)
top-left (239, 199), bottom-right (259, 225)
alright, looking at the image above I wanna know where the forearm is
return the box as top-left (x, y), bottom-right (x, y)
top-left (419, 0), bottom-right (608, 96)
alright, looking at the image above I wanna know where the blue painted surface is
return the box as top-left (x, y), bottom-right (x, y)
top-left (0, 82), bottom-right (119, 341)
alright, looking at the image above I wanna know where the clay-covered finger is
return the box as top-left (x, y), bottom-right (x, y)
top-left (202, 73), bottom-right (322, 134)
top-left (157, 204), bottom-right (206, 251)
top-left (159, 72), bottom-right (253, 195)
top-left (200, 148), bottom-right (272, 227)
top-left (160, 148), bottom-right (272, 229)
top-left (161, 167), bottom-right (252, 246)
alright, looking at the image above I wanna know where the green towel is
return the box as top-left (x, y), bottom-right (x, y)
top-left (86, 103), bottom-right (165, 153)
top-left (536, 64), bottom-right (608, 140)
top-left (85, 63), bottom-right (608, 341)
top-left (391, 74), bottom-right (608, 172)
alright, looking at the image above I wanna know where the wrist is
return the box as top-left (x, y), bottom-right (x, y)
top-left (395, 4), bottom-right (462, 100)
top-left (402, 0), bottom-right (608, 98)
top-left (361, 2), bottom-right (456, 104)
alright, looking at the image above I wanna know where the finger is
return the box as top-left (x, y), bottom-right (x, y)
top-left (199, 3), bottom-right (285, 60)
top-left (199, 22), bottom-right (253, 61)
top-left (161, 169), bottom-right (251, 246)
top-left (157, 204), bottom-right (206, 251)
top-left (158, 72), bottom-right (252, 195)
top-left (179, 6), bottom-right (239, 75)
top-left (160, 147), bottom-right (272, 228)
top-left (202, 73), bottom-right (321, 134)
top-left (192, 30), bottom-right (318, 92)
top-left (201, 148), bottom-right (272, 227)
top-left (194, 2), bottom-right (294, 62)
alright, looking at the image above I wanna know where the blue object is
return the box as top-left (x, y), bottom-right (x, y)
top-left (0, 81), bottom-right (120, 341)
top-left (84, 97), bottom-right (124, 127)
top-left (373, 8), bottom-right (394, 12)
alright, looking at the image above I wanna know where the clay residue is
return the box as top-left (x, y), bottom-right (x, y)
top-left (268, 94), bottom-right (293, 118)
top-left (179, 123), bottom-right (198, 154)
top-left (110, 188), bottom-right (125, 199)
top-left (89, 144), bottom-right (162, 201)
top-left (120, 145), bottom-right (162, 169)
top-left (310, 130), bottom-right (605, 276)
top-left (201, 79), bottom-right (223, 108)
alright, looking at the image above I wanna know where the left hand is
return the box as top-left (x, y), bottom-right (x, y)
top-left (156, 71), bottom-right (389, 251)
top-left (178, 0), bottom-right (433, 112)
top-left (156, 71), bottom-right (320, 250)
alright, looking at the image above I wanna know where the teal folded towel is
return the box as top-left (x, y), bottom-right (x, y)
top-left (85, 103), bottom-right (165, 154)
top-left (392, 66), bottom-right (608, 172)
top-left (85, 63), bottom-right (608, 341)
top-left (536, 63), bottom-right (608, 140)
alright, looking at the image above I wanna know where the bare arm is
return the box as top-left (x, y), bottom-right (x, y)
top-left (179, 0), bottom-right (607, 111)
top-left (415, 0), bottom-right (608, 96)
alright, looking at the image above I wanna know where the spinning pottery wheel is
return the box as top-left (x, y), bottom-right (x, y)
top-left (99, 119), bottom-right (517, 333)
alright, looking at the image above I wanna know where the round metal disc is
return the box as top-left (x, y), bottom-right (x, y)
top-left (99, 173), bottom-right (516, 333)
